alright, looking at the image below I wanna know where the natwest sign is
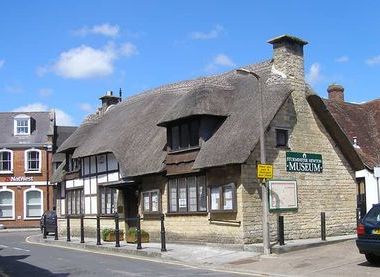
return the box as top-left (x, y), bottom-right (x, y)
top-left (5, 176), bottom-right (34, 182)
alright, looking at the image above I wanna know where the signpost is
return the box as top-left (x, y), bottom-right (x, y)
top-left (257, 164), bottom-right (273, 179)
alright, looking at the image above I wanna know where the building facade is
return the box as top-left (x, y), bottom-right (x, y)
top-left (0, 112), bottom-right (54, 228)
top-left (56, 35), bottom-right (361, 246)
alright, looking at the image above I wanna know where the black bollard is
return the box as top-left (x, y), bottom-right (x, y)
top-left (66, 215), bottom-right (71, 242)
top-left (136, 215), bottom-right (142, 250)
top-left (96, 215), bottom-right (101, 245)
top-left (54, 214), bottom-right (58, 240)
top-left (321, 212), bottom-right (326, 241)
top-left (115, 213), bottom-right (120, 248)
top-left (43, 214), bottom-right (47, 239)
top-left (278, 215), bottom-right (285, 246)
top-left (80, 214), bottom-right (85, 243)
top-left (160, 214), bottom-right (167, 252)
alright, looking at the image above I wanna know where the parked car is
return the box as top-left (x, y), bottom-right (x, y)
top-left (356, 203), bottom-right (380, 264)
top-left (40, 210), bottom-right (57, 235)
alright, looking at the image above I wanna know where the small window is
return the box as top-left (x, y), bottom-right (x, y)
top-left (169, 119), bottom-right (200, 151)
top-left (168, 175), bottom-right (206, 213)
top-left (99, 186), bottom-right (117, 215)
top-left (142, 190), bottom-right (160, 214)
top-left (14, 114), bottom-right (31, 135)
top-left (0, 150), bottom-right (13, 173)
top-left (0, 190), bottom-right (14, 219)
top-left (210, 183), bottom-right (236, 212)
top-left (276, 129), bottom-right (289, 147)
top-left (25, 149), bottom-right (41, 172)
top-left (24, 189), bottom-right (43, 218)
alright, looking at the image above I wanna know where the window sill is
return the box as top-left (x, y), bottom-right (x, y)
top-left (276, 145), bottom-right (290, 150)
top-left (165, 211), bottom-right (208, 216)
top-left (24, 217), bottom-right (41, 220)
top-left (0, 218), bottom-right (15, 221)
top-left (210, 210), bottom-right (237, 214)
top-left (142, 213), bottom-right (162, 219)
top-left (0, 171), bottom-right (13, 175)
top-left (24, 171), bottom-right (41, 174)
top-left (168, 146), bottom-right (200, 155)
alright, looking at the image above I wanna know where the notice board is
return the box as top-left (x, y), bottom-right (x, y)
top-left (269, 180), bottom-right (298, 211)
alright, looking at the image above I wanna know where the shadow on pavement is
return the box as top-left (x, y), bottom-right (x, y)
top-left (0, 254), bottom-right (69, 277)
top-left (358, 261), bottom-right (380, 268)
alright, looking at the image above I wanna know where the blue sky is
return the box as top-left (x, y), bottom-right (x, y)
top-left (1, 1), bottom-right (379, 126)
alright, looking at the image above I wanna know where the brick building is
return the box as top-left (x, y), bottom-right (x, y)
top-left (0, 112), bottom-right (54, 228)
top-left (55, 35), bottom-right (361, 248)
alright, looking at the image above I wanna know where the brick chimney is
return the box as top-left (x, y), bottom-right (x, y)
top-left (99, 90), bottom-right (121, 109)
top-left (267, 35), bottom-right (308, 83)
top-left (327, 84), bottom-right (344, 102)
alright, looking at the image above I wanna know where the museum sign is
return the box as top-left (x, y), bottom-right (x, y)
top-left (286, 152), bottom-right (323, 173)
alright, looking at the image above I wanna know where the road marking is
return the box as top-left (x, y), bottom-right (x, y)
top-left (12, 247), bottom-right (30, 252)
top-left (0, 244), bottom-right (9, 248)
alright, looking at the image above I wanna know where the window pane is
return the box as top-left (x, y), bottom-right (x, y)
top-left (27, 204), bottom-right (41, 217)
top-left (169, 179), bottom-right (177, 212)
top-left (112, 189), bottom-right (117, 213)
top-left (178, 178), bottom-right (187, 212)
top-left (0, 206), bottom-right (12, 217)
top-left (171, 126), bottom-right (180, 150)
top-left (106, 189), bottom-right (112, 214)
top-left (151, 191), bottom-right (158, 212)
top-left (276, 129), bottom-right (288, 146)
top-left (197, 176), bottom-right (207, 211)
top-left (211, 187), bottom-right (220, 210)
top-left (100, 188), bottom-right (105, 214)
top-left (75, 190), bottom-right (80, 214)
top-left (27, 191), bottom-right (41, 205)
top-left (180, 124), bottom-right (190, 149)
top-left (190, 120), bottom-right (199, 146)
top-left (188, 177), bottom-right (197, 212)
top-left (143, 193), bottom-right (150, 212)
top-left (0, 191), bottom-right (12, 205)
top-left (0, 152), bottom-right (11, 171)
top-left (223, 185), bottom-right (233, 210)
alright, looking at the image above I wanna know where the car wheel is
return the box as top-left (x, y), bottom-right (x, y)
top-left (365, 254), bottom-right (380, 265)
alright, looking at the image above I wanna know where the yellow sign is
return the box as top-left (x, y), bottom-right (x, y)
top-left (257, 164), bottom-right (273, 179)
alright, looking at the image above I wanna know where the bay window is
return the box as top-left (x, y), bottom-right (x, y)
top-left (66, 189), bottom-right (84, 215)
top-left (99, 186), bottom-right (117, 215)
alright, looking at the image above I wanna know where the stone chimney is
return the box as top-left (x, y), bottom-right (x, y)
top-left (327, 84), bottom-right (344, 102)
top-left (99, 90), bottom-right (121, 109)
top-left (267, 35), bottom-right (308, 83)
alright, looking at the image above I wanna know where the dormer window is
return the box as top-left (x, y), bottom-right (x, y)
top-left (169, 119), bottom-right (200, 151)
top-left (25, 149), bottom-right (41, 173)
top-left (14, 114), bottom-right (31, 136)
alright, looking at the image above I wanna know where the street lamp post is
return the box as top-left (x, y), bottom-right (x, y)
top-left (236, 68), bottom-right (271, 255)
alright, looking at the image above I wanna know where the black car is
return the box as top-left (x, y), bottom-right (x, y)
top-left (40, 210), bottom-right (57, 235)
top-left (356, 203), bottom-right (380, 264)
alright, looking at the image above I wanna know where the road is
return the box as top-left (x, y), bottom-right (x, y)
top-left (0, 231), bottom-right (248, 277)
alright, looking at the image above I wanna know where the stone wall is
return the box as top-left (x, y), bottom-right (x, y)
top-left (241, 37), bottom-right (357, 244)
top-left (139, 166), bottom-right (244, 244)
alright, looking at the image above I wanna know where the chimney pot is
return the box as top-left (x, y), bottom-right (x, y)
top-left (327, 84), bottom-right (344, 102)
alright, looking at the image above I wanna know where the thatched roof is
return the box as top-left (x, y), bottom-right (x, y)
top-left (52, 126), bottom-right (77, 163)
top-left (58, 60), bottom-right (292, 177)
top-left (50, 159), bottom-right (66, 184)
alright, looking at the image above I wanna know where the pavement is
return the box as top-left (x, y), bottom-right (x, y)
top-left (25, 231), bottom-right (357, 275)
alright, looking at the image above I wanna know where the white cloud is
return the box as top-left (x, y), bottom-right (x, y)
top-left (205, 54), bottom-right (235, 73)
top-left (39, 42), bottom-right (137, 79)
top-left (52, 45), bottom-right (115, 79)
top-left (119, 42), bottom-right (138, 57)
top-left (74, 23), bottom-right (120, 37)
top-left (79, 103), bottom-right (94, 113)
top-left (38, 88), bottom-right (53, 97)
top-left (335, 56), bottom-right (349, 63)
top-left (366, 55), bottom-right (380, 65)
top-left (190, 25), bottom-right (224, 40)
top-left (12, 103), bottom-right (74, 126)
top-left (0, 59), bottom-right (4, 69)
top-left (306, 63), bottom-right (322, 85)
